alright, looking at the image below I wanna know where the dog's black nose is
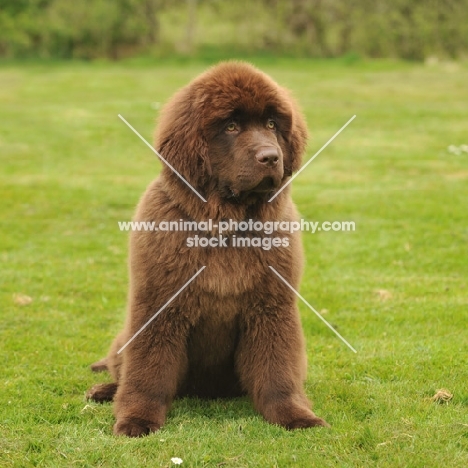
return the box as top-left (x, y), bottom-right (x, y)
top-left (256, 147), bottom-right (279, 166)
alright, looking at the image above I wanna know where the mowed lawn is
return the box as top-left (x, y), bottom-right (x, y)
top-left (1, 58), bottom-right (467, 467)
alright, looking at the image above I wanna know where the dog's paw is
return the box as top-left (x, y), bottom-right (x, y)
top-left (285, 414), bottom-right (330, 430)
top-left (113, 418), bottom-right (161, 437)
top-left (86, 383), bottom-right (117, 403)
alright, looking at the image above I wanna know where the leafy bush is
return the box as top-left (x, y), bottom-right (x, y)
top-left (0, 0), bottom-right (467, 60)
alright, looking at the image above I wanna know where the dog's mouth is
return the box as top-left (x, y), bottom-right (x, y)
top-left (224, 177), bottom-right (278, 204)
top-left (251, 177), bottom-right (275, 193)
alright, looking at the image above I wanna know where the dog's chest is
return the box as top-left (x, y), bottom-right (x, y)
top-left (196, 245), bottom-right (269, 295)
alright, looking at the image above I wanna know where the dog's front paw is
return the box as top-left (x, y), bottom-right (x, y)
top-left (113, 417), bottom-right (161, 437)
top-left (263, 399), bottom-right (330, 430)
top-left (285, 414), bottom-right (330, 429)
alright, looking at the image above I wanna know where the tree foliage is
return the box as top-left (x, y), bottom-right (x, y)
top-left (0, 0), bottom-right (467, 59)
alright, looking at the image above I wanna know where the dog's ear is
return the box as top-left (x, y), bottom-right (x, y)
top-left (283, 96), bottom-right (308, 177)
top-left (154, 86), bottom-right (211, 188)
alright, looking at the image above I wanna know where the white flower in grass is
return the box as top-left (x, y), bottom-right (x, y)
top-left (171, 457), bottom-right (183, 465)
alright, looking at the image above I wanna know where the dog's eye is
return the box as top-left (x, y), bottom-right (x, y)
top-left (266, 119), bottom-right (276, 130)
top-left (226, 122), bottom-right (238, 133)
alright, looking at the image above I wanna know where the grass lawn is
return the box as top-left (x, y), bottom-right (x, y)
top-left (1, 57), bottom-right (467, 467)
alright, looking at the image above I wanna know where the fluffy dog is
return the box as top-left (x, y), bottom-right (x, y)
top-left (87, 62), bottom-right (329, 436)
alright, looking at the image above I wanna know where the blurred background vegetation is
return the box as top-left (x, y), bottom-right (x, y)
top-left (1, 0), bottom-right (467, 61)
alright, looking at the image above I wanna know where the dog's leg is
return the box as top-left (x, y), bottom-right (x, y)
top-left (236, 305), bottom-right (329, 429)
top-left (112, 310), bottom-right (190, 437)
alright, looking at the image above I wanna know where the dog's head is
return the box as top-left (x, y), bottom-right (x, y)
top-left (155, 62), bottom-right (307, 204)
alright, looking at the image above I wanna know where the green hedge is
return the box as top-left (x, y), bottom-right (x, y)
top-left (1, 0), bottom-right (467, 60)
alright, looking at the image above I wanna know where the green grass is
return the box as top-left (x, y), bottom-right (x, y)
top-left (1, 57), bottom-right (468, 467)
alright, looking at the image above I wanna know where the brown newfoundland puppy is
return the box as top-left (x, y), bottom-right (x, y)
top-left (87, 61), bottom-right (329, 436)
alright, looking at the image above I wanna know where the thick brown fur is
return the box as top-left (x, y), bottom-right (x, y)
top-left (87, 62), bottom-right (329, 436)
